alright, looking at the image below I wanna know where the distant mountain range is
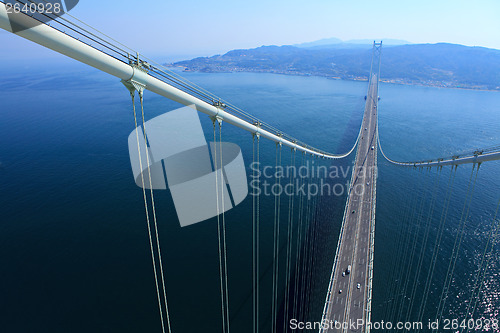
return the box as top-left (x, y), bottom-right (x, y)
top-left (171, 40), bottom-right (500, 91)
top-left (294, 37), bottom-right (411, 49)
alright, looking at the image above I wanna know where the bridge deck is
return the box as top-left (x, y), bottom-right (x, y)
top-left (322, 74), bottom-right (378, 333)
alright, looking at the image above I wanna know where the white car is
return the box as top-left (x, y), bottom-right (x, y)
top-left (357, 283), bottom-right (361, 289)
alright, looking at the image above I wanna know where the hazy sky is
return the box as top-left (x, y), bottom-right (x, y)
top-left (1, 0), bottom-right (500, 61)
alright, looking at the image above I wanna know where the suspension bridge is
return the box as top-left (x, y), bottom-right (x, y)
top-left (1, 2), bottom-right (500, 333)
top-left (320, 42), bottom-right (381, 333)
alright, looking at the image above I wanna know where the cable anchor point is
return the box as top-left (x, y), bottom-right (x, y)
top-left (252, 121), bottom-right (261, 140)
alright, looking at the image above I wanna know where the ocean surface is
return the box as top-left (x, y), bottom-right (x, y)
top-left (0, 62), bottom-right (499, 333)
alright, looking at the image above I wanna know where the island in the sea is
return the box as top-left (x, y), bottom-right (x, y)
top-left (169, 40), bottom-right (500, 91)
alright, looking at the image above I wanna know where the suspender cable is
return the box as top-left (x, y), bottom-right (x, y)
top-left (252, 133), bottom-right (261, 333)
top-left (300, 155), bottom-right (314, 321)
top-left (299, 157), bottom-right (309, 322)
top-left (256, 135), bottom-right (260, 333)
top-left (304, 157), bottom-right (315, 320)
top-left (465, 200), bottom-right (500, 333)
top-left (382, 169), bottom-right (416, 328)
top-left (305, 156), bottom-right (321, 320)
top-left (401, 168), bottom-right (433, 328)
top-left (461, 199), bottom-right (500, 333)
top-left (283, 148), bottom-right (296, 333)
top-left (382, 169), bottom-right (413, 326)
top-left (252, 135), bottom-right (256, 333)
top-left (405, 168), bottom-right (442, 323)
top-left (139, 91), bottom-right (172, 333)
top-left (126, 88), bottom-right (168, 333)
top-left (435, 164), bottom-right (480, 327)
top-left (271, 142), bottom-right (282, 333)
top-left (393, 170), bottom-right (425, 328)
top-left (394, 169), bottom-right (423, 318)
top-left (393, 168), bottom-right (426, 328)
top-left (416, 167), bottom-right (457, 331)
top-left (214, 118), bottom-right (229, 333)
top-left (219, 120), bottom-right (231, 333)
top-left (293, 152), bottom-right (306, 320)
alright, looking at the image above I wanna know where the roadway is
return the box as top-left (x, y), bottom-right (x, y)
top-left (323, 74), bottom-right (379, 333)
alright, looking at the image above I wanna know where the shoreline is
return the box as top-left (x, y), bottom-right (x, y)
top-left (167, 65), bottom-right (500, 93)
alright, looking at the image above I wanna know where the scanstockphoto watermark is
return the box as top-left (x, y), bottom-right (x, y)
top-left (289, 318), bottom-right (499, 331)
top-left (249, 161), bottom-right (378, 199)
top-left (289, 319), bottom-right (424, 331)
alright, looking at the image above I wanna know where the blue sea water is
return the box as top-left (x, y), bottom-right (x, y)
top-left (0, 62), bottom-right (499, 332)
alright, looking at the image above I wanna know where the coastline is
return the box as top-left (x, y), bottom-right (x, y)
top-left (166, 65), bottom-right (500, 92)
